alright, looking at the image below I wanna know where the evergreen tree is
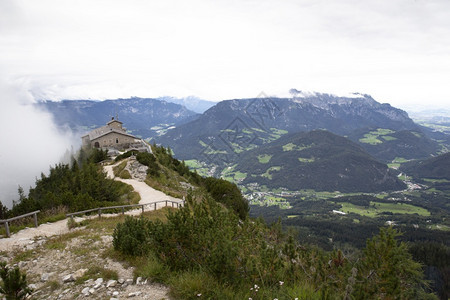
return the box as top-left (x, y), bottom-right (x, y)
top-left (354, 227), bottom-right (436, 299)
top-left (0, 262), bottom-right (31, 300)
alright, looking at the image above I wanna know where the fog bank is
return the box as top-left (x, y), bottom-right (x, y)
top-left (0, 80), bottom-right (76, 208)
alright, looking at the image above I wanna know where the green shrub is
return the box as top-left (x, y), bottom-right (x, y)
top-left (119, 169), bottom-right (131, 179)
top-left (115, 150), bottom-right (138, 162)
top-left (136, 152), bottom-right (160, 177)
top-left (0, 262), bottom-right (32, 300)
top-left (112, 216), bottom-right (150, 256)
top-left (202, 177), bottom-right (249, 219)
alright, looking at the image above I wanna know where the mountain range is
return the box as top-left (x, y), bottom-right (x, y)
top-left (37, 92), bottom-right (448, 193)
top-left (156, 93), bottom-right (443, 163)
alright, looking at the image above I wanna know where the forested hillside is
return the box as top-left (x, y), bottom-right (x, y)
top-left (234, 130), bottom-right (405, 192)
top-left (2, 148), bottom-right (138, 220)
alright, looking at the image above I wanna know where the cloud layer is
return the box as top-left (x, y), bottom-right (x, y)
top-left (0, 79), bottom-right (76, 208)
top-left (1, 0), bottom-right (450, 109)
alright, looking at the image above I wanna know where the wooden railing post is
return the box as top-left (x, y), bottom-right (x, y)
top-left (154, 203), bottom-right (156, 211)
top-left (122, 207), bottom-right (125, 215)
top-left (98, 209), bottom-right (101, 218)
top-left (5, 221), bottom-right (10, 238)
top-left (165, 200), bottom-right (167, 207)
top-left (141, 205), bottom-right (144, 214)
top-left (33, 213), bottom-right (38, 228)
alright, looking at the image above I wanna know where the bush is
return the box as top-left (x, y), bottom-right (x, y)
top-left (136, 152), bottom-right (160, 177)
top-left (202, 177), bottom-right (249, 219)
top-left (112, 216), bottom-right (150, 256)
top-left (115, 150), bottom-right (138, 162)
top-left (0, 262), bottom-right (32, 300)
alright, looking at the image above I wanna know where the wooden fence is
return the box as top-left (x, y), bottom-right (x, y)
top-left (0, 210), bottom-right (40, 238)
top-left (66, 200), bottom-right (183, 218)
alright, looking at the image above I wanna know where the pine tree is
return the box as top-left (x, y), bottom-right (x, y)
top-left (0, 262), bottom-right (32, 300)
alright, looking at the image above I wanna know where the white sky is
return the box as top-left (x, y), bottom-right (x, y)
top-left (1, 0), bottom-right (450, 109)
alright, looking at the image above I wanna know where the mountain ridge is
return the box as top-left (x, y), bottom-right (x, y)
top-left (156, 93), bottom-right (437, 163)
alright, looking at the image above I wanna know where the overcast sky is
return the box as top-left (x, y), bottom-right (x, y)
top-left (1, 0), bottom-right (450, 110)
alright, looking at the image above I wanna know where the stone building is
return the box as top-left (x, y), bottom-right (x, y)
top-left (82, 118), bottom-right (151, 153)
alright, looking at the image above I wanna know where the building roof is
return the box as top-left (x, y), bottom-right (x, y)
top-left (90, 128), bottom-right (138, 141)
top-left (107, 119), bottom-right (123, 125)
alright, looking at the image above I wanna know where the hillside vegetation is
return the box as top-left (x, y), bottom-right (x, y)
top-left (400, 152), bottom-right (450, 181)
top-left (112, 196), bottom-right (435, 299)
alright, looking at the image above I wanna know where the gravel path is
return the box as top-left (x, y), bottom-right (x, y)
top-left (104, 161), bottom-right (182, 205)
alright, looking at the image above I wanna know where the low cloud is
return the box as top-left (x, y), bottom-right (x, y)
top-left (0, 79), bottom-right (77, 208)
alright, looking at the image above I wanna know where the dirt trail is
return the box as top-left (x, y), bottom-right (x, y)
top-left (104, 162), bottom-right (182, 205)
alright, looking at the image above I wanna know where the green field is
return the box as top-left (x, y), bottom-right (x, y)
top-left (359, 128), bottom-right (396, 145)
top-left (423, 178), bottom-right (450, 183)
top-left (184, 159), bottom-right (210, 177)
top-left (221, 165), bottom-right (247, 183)
top-left (298, 157), bottom-right (315, 163)
top-left (257, 154), bottom-right (273, 163)
top-left (339, 201), bottom-right (430, 218)
top-left (382, 135), bottom-right (397, 141)
top-left (184, 159), bottom-right (203, 168)
top-left (282, 143), bottom-right (313, 151)
top-left (261, 166), bottom-right (282, 179)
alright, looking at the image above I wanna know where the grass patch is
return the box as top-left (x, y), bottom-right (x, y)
top-left (184, 159), bottom-right (203, 169)
top-left (75, 265), bottom-right (118, 284)
top-left (119, 169), bottom-right (131, 179)
top-left (340, 201), bottom-right (430, 218)
top-left (133, 254), bottom-right (170, 283)
top-left (388, 163), bottom-right (400, 169)
top-left (423, 178), bottom-right (450, 183)
top-left (359, 134), bottom-right (383, 145)
top-left (427, 224), bottom-right (450, 231)
top-left (113, 161), bottom-right (127, 177)
top-left (168, 270), bottom-right (233, 300)
top-left (298, 157), bottom-right (315, 163)
top-left (44, 230), bottom-right (86, 250)
top-left (382, 135), bottom-right (397, 141)
top-left (283, 143), bottom-right (313, 151)
top-left (113, 160), bottom-right (132, 179)
top-left (393, 157), bottom-right (409, 163)
top-left (12, 249), bottom-right (35, 263)
top-left (261, 166), bottom-right (282, 180)
top-left (359, 128), bottom-right (396, 145)
top-left (257, 154), bottom-right (273, 164)
top-left (42, 280), bottom-right (61, 292)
